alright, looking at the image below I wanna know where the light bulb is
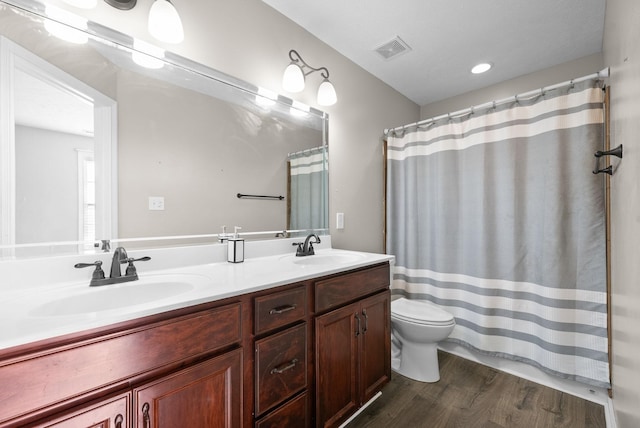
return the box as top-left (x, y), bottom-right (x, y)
top-left (317, 78), bottom-right (337, 106)
top-left (282, 63), bottom-right (305, 93)
top-left (148, 0), bottom-right (184, 44)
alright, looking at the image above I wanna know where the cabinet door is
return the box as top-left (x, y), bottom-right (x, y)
top-left (31, 392), bottom-right (131, 428)
top-left (134, 348), bottom-right (242, 428)
top-left (315, 302), bottom-right (359, 428)
top-left (359, 291), bottom-right (391, 405)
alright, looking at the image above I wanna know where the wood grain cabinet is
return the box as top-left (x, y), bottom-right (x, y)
top-left (134, 348), bottom-right (242, 428)
top-left (253, 285), bottom-right (310, 427)
top-left (314, 264), bottom-right (391, 428)
top-left (0, 261), bottom-right (391, 428)
top-left (0, 303), bottom-right (242, 427)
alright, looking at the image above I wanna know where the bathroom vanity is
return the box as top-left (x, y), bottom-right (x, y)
top-left (0, 247), bottom-right (392, 428)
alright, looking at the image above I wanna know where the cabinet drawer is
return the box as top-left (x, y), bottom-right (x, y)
top-left (255, 324), bottom-right (307, 415)
top-left (255, 285), bottom-right (307, 335)
top-left (256, 392), bottom-right (308, 428)
top-left (315, 263), bottom-right (390, 312)
top-left (31, 392), bottom-right (131, 428)
top-left (0, 303), bottom-right (242, 426)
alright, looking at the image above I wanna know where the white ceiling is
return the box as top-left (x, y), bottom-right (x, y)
top-left (15, 69), bottom-right (94, 137)
top-left (262, 0), bottom-right (606, 106)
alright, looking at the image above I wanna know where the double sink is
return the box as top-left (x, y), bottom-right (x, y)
top-left (26, 250), bottom-right (367, 318)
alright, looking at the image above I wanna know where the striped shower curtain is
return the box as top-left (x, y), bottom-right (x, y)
top-left (287, 146), bottom-right (328, 231)
top-left (386, 80), bottom-right (609, 388)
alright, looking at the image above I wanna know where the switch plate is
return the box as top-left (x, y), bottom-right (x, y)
top-left (336, 212), bottom-right (344, 229)
top-left (149, 196), bottom-right (165, 211)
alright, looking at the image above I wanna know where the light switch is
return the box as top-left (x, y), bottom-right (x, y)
top-left (336, 212), bottom-right (344, 229)
top-left (149, 196), bottom-right (165, 210)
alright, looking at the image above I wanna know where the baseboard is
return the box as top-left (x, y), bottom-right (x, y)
top-left (439, 342), bottom-right (616, 426)
top-left (339, 391), bottom-right (382, 428)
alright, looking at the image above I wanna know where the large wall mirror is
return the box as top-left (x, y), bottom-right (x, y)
top-left (0, 0), bottom-right (328, 259)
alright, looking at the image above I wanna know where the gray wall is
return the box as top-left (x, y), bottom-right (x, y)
top-left (52, 0), bottom-right (420, 253)
top-left (15, 125), bottom-right (93, 243)
top-left (420, 53), bottom-right (604, 119)
top-left (603, 1), bottom-right (640, 426)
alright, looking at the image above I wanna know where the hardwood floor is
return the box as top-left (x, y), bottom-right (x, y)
top-left (348, 351), bottom-right (606, 428)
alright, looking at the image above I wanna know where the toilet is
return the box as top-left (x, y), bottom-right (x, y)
top-left (390, 297), bottom-right (456, 383)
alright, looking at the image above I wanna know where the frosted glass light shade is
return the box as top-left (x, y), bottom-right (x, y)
top-left (317, 78), bottom-right (337, 106)
top-left (282, 63), bottom-right (305, 93)
top-left (148, 0), bottom-right (184, 44)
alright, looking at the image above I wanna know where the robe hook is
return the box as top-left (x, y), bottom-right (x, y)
top-left (594, 144), bottom-right (623, 159)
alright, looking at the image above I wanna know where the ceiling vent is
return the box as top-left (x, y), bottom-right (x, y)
top-left (374, 36), bottom-right (411, 60)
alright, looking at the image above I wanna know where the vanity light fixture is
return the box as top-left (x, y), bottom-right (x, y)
top-left (148, 0), bottom-right (184, 44)
top-left (102, 0), bottom-right (183, 43)
top-left (282, 49), bottom-right (337, 106)
top-left (103, 0), bottom-right (135, 10)
top-left (471, 62), bottom-right (492, 74)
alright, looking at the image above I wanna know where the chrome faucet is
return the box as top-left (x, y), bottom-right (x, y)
top-left (292, 234), bottom-right (321, 256)
top-left (75, 246), bottom-right (151, 286)
top-left (110, 247), bottom-right (129, 278)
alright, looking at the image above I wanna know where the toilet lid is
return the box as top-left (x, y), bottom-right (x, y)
top-left (391, 298), bottom-right (455, 326)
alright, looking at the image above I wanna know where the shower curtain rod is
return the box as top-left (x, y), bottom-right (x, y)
top-left (384, 67), bottom-right (610, 136)
top-left (287, 145), bottom-right (327, 158)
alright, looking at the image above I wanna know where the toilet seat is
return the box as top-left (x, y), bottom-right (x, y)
top-left (391, 298), bottom-right (455, 327)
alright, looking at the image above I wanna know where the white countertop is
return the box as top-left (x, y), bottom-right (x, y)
top-left (0, 247), bottom-right (393, 351)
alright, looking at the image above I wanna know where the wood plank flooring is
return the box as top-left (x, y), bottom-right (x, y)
top-left (348, 351), bottom-right (606, 428)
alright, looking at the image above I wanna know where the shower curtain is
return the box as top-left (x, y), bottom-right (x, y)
top-left (287, 146), bottom-right (328, 231)
top-left (386, 80), bottom-right (610, 388)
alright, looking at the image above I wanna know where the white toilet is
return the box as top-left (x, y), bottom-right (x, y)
top-left (390, 297), bottom-right (456, 383)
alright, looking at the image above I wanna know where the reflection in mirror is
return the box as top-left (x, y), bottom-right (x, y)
top-left (0, 0), bottom-right (328, 259)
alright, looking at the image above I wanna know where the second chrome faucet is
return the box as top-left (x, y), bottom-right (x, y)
top-left (292, 234), bottom-right (321, 257)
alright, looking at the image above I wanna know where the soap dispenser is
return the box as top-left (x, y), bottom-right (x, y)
top-left (227, 226), bottom-right (244, 263)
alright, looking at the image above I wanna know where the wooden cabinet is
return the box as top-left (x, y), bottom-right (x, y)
top-left (0, 261), bottom-right (390, 428)
top-left (314, 265), bottom-right (391, 428)
top-left (30, 393), bottom-right (131, 428)
top-left (253, 285), bottom-right (310, 426)
top-left (0, 303), bottom-right (242, 427)
top-left (134, 349), bottom-right (242, 428)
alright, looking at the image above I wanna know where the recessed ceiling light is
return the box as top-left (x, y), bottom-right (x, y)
top-left (471, 63), bottom-right (492, 74)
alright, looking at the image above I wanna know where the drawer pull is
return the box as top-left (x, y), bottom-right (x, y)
top-left (115, 414), bottom-right (124, 428)
top-left (270, 358), bottom-right (299, 374)
top-left (269, 304), bottom-right (297, 315)
top-left (142, 402), bottom-right (150, 428)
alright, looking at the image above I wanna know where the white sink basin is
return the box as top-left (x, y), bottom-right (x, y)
top-left (30, 273), bottom-right (211, 317)
top-left (287, 251), bottom-right (366, 266)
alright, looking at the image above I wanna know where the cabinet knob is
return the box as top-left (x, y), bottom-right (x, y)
top-left (355, 313), bottom-right (361, 336)
top-left (114, 414), bottom-right (124, 428)
top-left (362, 309), bottom-right (368, 333)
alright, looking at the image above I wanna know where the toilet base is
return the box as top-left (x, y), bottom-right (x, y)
top-left (392, 341), bottom-right (441, 383)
